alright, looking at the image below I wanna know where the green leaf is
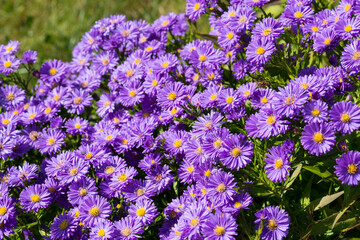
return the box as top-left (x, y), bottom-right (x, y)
top-left (300, 175), bottom-right (313, 208)
top-left (303, 165), bottom-right (332, 179)
top-left (285, 164), bottom-right (302, 190)
top-left (308, 191), bottom-right (344, 211)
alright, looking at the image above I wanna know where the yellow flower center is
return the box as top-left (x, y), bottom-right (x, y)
top-left (173, 139), bottom-right (183, 148)
top-left (199, 55), bottom-right (207, 62)
top-left (231, 148), bottom-right (241, 157)
top-left (285, 96), bottom-right (295, 105)
top-left (122, 139), bottom-right (128, 145)
top-left (345, 4), bottom-right (351, 11)
top-left (152, 80), bottom-right (158, 86)
top-left (201, 188), bottom-right (207, 195)
top-left (213, 139), bottom-right (222, 149)
top-left (345, 25), bottom-right (352, 32)
top-left (256, 47), bottom-right (265, 55)
top-left (194, 3), bottom-right (200, 10)
top-left (170, 108), bottom-right (178, 115)
top-left (190, 218), bottom-right (199, 227)
top-left (49, 68), bottom-right (57, 75)
top-left (187, 165), bottom-right (194, 173)
top-left (227, 32), bottom-right (234, 40)
top-left (6, 46), bottom-right (12, 52)
top-left (145, 47), bottom-right (153, 52)
top-left (136, 207), bottom-right (146, 217)
top-left (210, 94), bottom-right (217, 101)
top-left (204, 170), bottom-right (211, 177)
top-left (6, 93), bottom-right (15, 101)
top-left (312, 26), bottom-right (319, 32)
top-left (105, 135), bottom-right (113, 141)
top-left (267, 115), bottom-right (276, 125)
top-left (88, 38), bottom-right (94, 44)
top-left (353, 52), bottom-right (360, 60)
top-left (274, 158), bottom-right (283, 169)
top-left (89, 207), bottom-right (101, 217)
top-left (134, 59), bottom-right (141, 65)
top-left (313, 132), bottom-right (324, 143)
top-left (162, 62), bottom-right (169, 68)
top-left (102, 58), bottom-right (110, 65)
top-left (105, 166), bottom-right (115, 175)
top-left (47, 138), bottom-right (56, 146)
top-left (234, 202), bottom-right (242, 208)
top-left (267, 219), bottom-right (278, 230)
top-left (311, 108), bottom-right (320, 116)
top-left (79, 188), bottom-right (88, 196)
top-left (162, 20), bottom-right (169, 27)
top-left (85, 152), bottom-right (92, 159)
top-left (208, 73), bottom-right (215, 80)
top-left (129, 90), bottom-right (136, 97)
top-left (121, 228), bottom-right (132, 236)
top-left (214, 226), bottom-right (225, 236)
top-left (2, 119), bottom-right (10, 125)
top-left (263, 28), bottom-right (272, 36)
top-left (0, 206), bottom-right (7, 216)
top-left (341, 113), bottom-right (351, 122)
top-left (3, 61), bottom-right (11, 68)
top-left (98, 228), bottom-right (106, 237)
top-left (229, 12), bottom-right (236, 17)
top-left (136, 188), bottom-right (145, 196)
top-left (294, 11), bottom-right (303, 19)
top-left (216, 183), bottom-right (226, 193)
top-left (239, 17), bottom-right (247, 23)
top-left (44, 108), bottom-right (52, 114)
top-left (73, 97), bottom-right (83, 105)
top-left (167, 91), bottom-right (177, 101)
top-left (348, 164), bottom-right (357, 174)
top-left (69, 168), bottom-right (78, 175)
top-left (75, 124), bottom-right (81, 129)
top-left (31, 194), bottom-right (40, 203)
top-left (118, 173), bottom-right (127, 182)
top-left (59, 220), bottom-right (69, 230)
top-left (324, 38), bottom-right (331, 45)
top-left (53, 95), bottom-right (61, 101)
top-left (261, 97), bottom-right (268, 104)
top-left (226, 96), bottom-right (234, 103)
top-left (28, 113), bottom-right (36, 119)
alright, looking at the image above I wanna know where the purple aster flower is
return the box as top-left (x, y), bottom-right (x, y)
top-left (341, 39), bottom-right (360, 72)
top-left (8, 162), bottom-right (38, 187)
top-left (218, 26), bottom-right (239, 50)
top-left (0, 216), bottom-right (16, 238)
top-left (146, 165), bottom-right (174, 194)
top-left (313, 28), bottom-right (339, 53)
top-left (128, 198), bottom-right (158, 225)
top-left (64, 88), bottom-right (93, 115)
top-left (264, 145), bottom-right (291, 182)
top-left (201, 212), bottom-right (237, 240)
top-left (65, 117), bottom-right (89, 135)
top-left (282, 5), bottom-right (314, 25)
top-left (335, 17), bottom-right (360, 41)
top-left (301, 122), bottom-right (336, 156)
top-left (0, 135), bottom-right (14, 160)
top-left (186, 0), bottom-right (207, 21)
top-left (123, 179), bottom-right (156, 202)
top-left (178, 200), bottom-right (209, 239)
top-left (22, 50), bottom-right (37, 64)
top-left (223, 192), bottom-right (253, 215)
top-left (330, 101), bottom-right (360, 135)
top-left (68, 177), bottom-right (97, 206)
top-left (203, 127), bottom-right (230, 159)
top-left (163, 130), bottom-right (190, 156)
top-left (0, 84), bottom-right (26, 110)
top-left (157, 82), bottom-right (187, 109)
top-left (228, 6), bottom-right (256, 33)
top-left (184, 138), bottom-right (209, 165)
top-left (334, 150), bottom-right (360, 185)
top-left (50, 212), bottom-right (77, 240)
top-left (92, 51), bottom-right (119, 76)
top-left (3, 40), bottom-right (20, 55)
top-left (19, 184), bottom-right (51, 212)
top-left (0, 55), bottom-right (21, 75)
top-left (189, 40), bottom-right (225, 69)
top-left (152, 53), bottom-right (179, 75)
top-left (220, 133), bottom-right (253, 170)
top-left (114, 216), bottom-right (143, 240)
top-left (246, 38), bottom-right (275, 65)
top-left (36, 128), bottom-right (65, 154)
top-left (302, 100), bottom-right (328, 123)
top-left (39, 59), bottom-right (67, 85)
top-left (79, 195), bottom-right (111, 227)
top-left (118, 81), bottom-right (144, 107)
top-left (254, 206), bottom-right (290, 240)
top-left (90, 220), bottom-right (115, 240)
top-left (273, 84), bottom-right (308, 118)
top-left (178, 159), bottom-right (198, 184)
top-left (252, 17), bottom-right (284, 41)
top-left (217, 87), bottom-right (241, 112)
top-left (192, 111), bottom-right (223, 138)
top-left (251, 88), bottom-right (275, 110)
top-left (110, 167), bottom-right (138, 195)
top-left (207, 171), bottom-right (237, 204)
top-left (0, 196), bottom-right (16, 224)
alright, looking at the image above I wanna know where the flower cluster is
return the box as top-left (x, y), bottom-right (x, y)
top-left (1, 0), bottom-right (360, 239)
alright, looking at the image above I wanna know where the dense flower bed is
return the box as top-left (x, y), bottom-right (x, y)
top-left (1, 0), bottom-right (360, 239)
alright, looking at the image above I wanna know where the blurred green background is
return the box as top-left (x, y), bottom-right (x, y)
top-left (0, 0), bottom-right (185, 62)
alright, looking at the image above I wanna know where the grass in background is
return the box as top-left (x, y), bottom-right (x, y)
top-left (0, 0), bottom-right (186, 61)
